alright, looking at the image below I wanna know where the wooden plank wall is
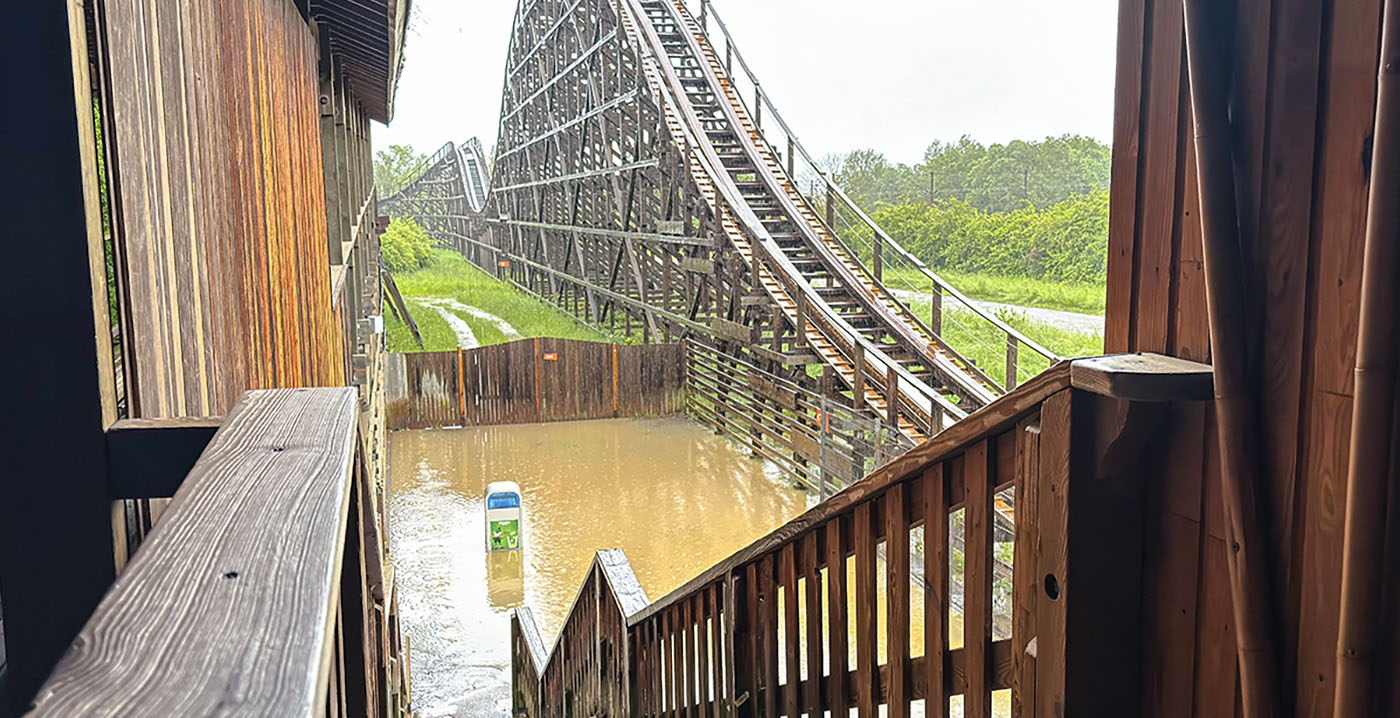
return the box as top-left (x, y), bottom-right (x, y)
top-left (385, 339), bottom-right (685, 429)
top-left (100, 0), bottom-right (348, 419)
top-left (1106, 0), bottom-right (1383, 714)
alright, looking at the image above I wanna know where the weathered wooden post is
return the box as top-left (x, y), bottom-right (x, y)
top-left (873, 232), bottom-right (883, 282)
top-left (1006, 335), bottom-right (1019, 389)
top-left (930, 281), bottom-right (943, 335)
top-left (885, 366), bottom-right (899, 428)
top-left (825, 181), bottom-right (835, 228)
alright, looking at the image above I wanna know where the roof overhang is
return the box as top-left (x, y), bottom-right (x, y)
top-left (310, 0), bottom-right (410, 123)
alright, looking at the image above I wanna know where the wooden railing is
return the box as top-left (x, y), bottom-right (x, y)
top-left (512, 353), bottom-right (1212, 716)
top-left (26, 388), bottom-right (410, 717)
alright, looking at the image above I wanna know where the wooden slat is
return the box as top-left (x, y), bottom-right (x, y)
top-left (826, 516), bottom-right (849, 716)
top-left (30, 388), bottom-right (359, 716)
top-left (1035, 390), bottom-right (1071, 718)
top-left (630, 362), bottom-right (1074, 626)
top-left (780, 543), bottom-right (800, 717)
top-left (854, 501), bottom-right (878, 717)
top-left (1011, 417), bottom-right (1041, 718)
top-left (759, 556), bottom-right (778, 718)
top-left (924, 464), bottom-right (950, 718)
top-left (1103, 0), bottom-right (1147, 352)
top-left (802, 532), bottom-right (823, 716)
top-left (886, 483), bottom-right (911, 718)
top-left (964, 440), bottom-right (993, 718)
top-left (1139, 404), bottom-right (1205, 718)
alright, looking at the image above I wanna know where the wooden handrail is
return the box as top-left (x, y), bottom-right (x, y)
top-left (511, 353), bottom-right (1213, 716)
top-left (28, 387), bottom-right (407, 717)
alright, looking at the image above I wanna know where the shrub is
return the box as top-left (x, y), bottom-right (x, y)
top-left (380, 217), bottom-right (439, 274)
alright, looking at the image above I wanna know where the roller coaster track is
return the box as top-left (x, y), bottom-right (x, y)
top-left (382, 0), bottom-right (1059, 442)
top-left (381, 137), bottom-right (491, 215)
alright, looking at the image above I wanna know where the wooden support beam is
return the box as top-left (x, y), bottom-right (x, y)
top-left (0, 2), bottom-right (120, 709)
top-left (105, 417), bottom-right (222, 499)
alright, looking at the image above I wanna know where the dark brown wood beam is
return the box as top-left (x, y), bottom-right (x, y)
top-left (0, 3), bottom-right (119, 712)
top-left (105, 417), bottom-right (222, 500)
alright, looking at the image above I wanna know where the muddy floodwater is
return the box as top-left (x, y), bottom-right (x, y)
top-left (388, 417), bottom-right (811, 717)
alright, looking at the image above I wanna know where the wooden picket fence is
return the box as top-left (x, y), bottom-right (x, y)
top-left (386, 339), bottom-right (685, 430)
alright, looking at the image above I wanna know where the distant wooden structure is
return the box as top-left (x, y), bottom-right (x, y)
top-left (0, 0), bottom-right (409, 715)
top-left (386, 338), bottom-right (685, 429)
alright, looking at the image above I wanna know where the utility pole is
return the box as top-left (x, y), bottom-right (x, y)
top-left (928, 170), bottom-right (935, 204)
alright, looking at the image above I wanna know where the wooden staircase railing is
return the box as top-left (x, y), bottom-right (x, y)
top-left (25, 388), bottom-right (410, 717)
top-left (512, 353), bottom-right (1213, 716)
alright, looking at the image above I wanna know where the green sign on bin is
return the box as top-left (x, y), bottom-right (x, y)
top-left (490, 518), bottom-right (520, 551)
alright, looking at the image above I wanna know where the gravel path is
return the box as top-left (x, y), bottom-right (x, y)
top-left (428, 298), bottom-right (524, 340)
top-left (418, 298), bottom-right (480, 348)
top-left (889, 288), bottom-right (1104, 335)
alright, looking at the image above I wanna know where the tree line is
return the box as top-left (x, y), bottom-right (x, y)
top-left (824, 134), bottom-right (1110, 285)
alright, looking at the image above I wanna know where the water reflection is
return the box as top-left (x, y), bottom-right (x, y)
top-left (485, 551), bottom-right (524, 610)
top-left (388, 417), bottom-right (810, 718)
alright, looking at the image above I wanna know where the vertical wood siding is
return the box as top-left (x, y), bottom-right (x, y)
top-left (101, 0), bottom-right (343, 419)
top-left (1106, 0), bottom-right (1383, 714)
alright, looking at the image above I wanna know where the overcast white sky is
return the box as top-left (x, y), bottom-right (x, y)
top-left (374, 0), bottom-right (1120, 166)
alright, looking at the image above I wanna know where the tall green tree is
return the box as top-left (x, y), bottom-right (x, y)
top-left (374, 144), bottom-right (427, 196)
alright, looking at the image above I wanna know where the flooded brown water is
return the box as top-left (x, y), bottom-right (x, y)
top-left (388, 417), bottom-right (811, 718)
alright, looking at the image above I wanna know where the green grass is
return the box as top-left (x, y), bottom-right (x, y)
top-left (385, 250), bottom-right (615, 352)
top-left (905, 296), bottom-right (1103, 387)
top-left (882, 266), bottom-right (1106, 315)
top-left (385, 251), bottom-right (1102, 395)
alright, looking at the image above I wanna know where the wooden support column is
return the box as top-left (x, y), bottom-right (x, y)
top-left (317, 30), bottom-right (344, 263)
top-left (332, 74), bottom-right (352, 262)
top-left (0, 2), bottom-right (120, 710)
top-left (873, 234), bottom-right (883, 283)
top-left (852, 342), bottom-right (867, 406)
top-left (930, 283), bottom-right (943, 335)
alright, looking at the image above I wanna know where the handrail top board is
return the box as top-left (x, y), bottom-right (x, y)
top-left (29, 387), bottom-right (360, 717)
top-left (531, 549), bottom-right (649, 675)
top-left (627, 353), bottom-right (1211, 625)
top-left (512, 607), bottom-right (549, 674)
top-left (1069, 352), bottom-right (1214, 401)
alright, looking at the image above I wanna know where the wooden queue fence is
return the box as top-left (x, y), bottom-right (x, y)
top-left (510, 353), bottom-right (1217, 717)
top-left (386, 338), bottom-right (685, 430)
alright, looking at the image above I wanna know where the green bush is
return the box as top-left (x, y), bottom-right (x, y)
top-left (871, 190), bottom-right (1109, 285)
top-left (380, 217), bottom-right (439, 274)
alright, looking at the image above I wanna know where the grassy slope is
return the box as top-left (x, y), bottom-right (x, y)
top-left (884, 266), bottom-right (1106, 315)
top-left (905, 295), bottom-right (1104, 387)
top-left (386, 250), bottom-right (1103, 390)
top-left (385, 250), bottom-right (613, 352)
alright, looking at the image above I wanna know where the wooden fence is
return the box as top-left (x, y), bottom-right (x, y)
top-left (685, 338), bottom-right (914, 495)
top-left (386, 339), bottom-right (685, 430)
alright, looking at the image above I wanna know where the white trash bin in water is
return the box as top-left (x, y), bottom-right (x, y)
top-left (485, 481), bottom-right (523, 551)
